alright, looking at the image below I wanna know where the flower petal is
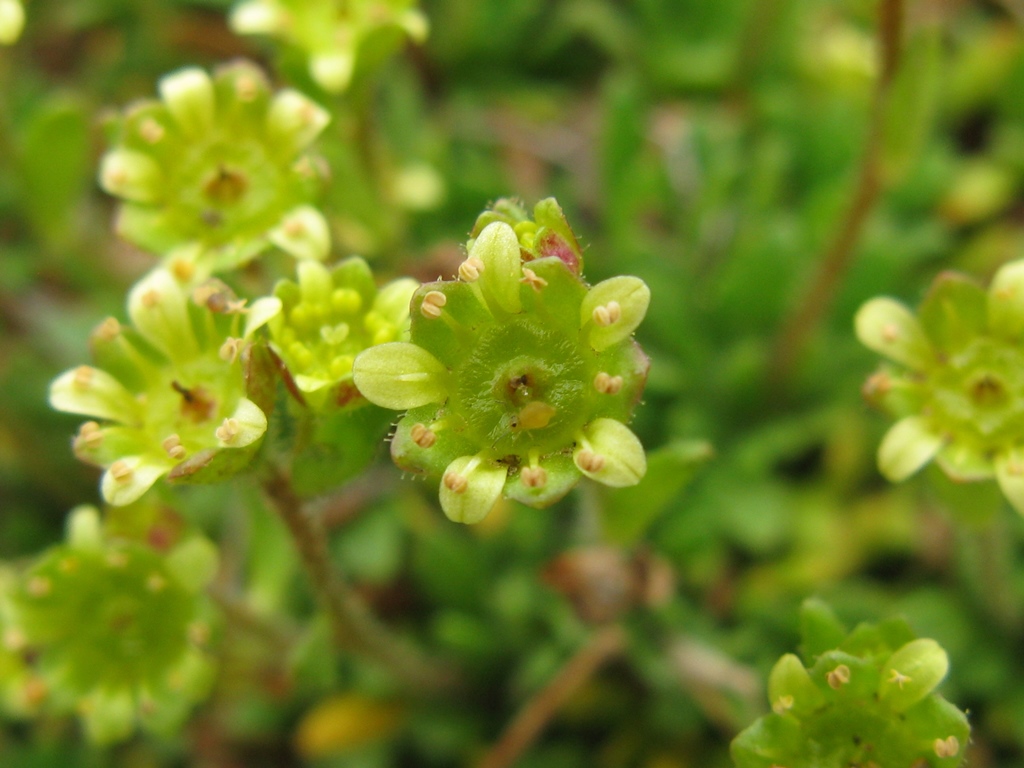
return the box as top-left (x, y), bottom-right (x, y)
top-left (310, 51), bottom-right (355, 93)
top-left (159, 67), bottom-right (215, 138)
top-left (128, 269), bottom-right (199, 361)
top-left (471, 222), bottom-right (522, 314)
top-left (352, 342), bottom-right (449, 410)
top-left (574, 419), bottom-right (647, 488)
top-left (995, 449), bottom-right (1024, 516)
top-left (269, 206), bottom-right (331, 261)
top-left (373, 278), bottom-right (420, 328)
top-left (244, 297), bottom-right (282, 337)
top-left (101, 456), bottom-right (170, 506)
top-left (854, 297), bottom-right (933, 369)
top-left (216, 397), bottom-right (267, 448)
top-left (877, 416), bottom-right (943, 482)
top-left (581, 277), bottom-right (650, 352)
top-left (229, 0), bottom-right (285, 34)
top-left (267, 91), bottom-right (330, 156)
top-left (439, 455), bottom-right (507, 524)
top-left (49, 366), bottom-right (139, 423)
top-left (99, 149), bottom-right (163, 204)
top-left (987, 258), bottom-right (1024, 341)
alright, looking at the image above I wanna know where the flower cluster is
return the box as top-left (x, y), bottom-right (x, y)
top-left (100, 61), bottom-right (331, 278)
top-left (49, 269), bottom-right (279, 506)
top-left (230, 0), bottom-right (429, 93)
top-left (4, 507), bottom-right (217, 743)
top-left (353, 199), bottom-right (650, 523)
top-left (0, 0), bottom-right (23, 45)
top-left (268, 256), bottom-right (418, 409)
top-left (731, 601), bottom-right (969, 768)
top-left (856, 262), bottom-right (1024, 514)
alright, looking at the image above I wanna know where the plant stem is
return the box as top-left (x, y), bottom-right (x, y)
top-left (261, 465), bottom-right (459, 693)
top-left (769, 0), bottom-right (905, 394)
top-left (477, 625), bottom-right (626, 768)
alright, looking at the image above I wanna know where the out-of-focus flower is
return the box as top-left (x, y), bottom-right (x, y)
top-left (857, 263), bottom-right (1024, 515)
top-left (230, 0), bottom-right (428, 93)
top-left (49, 270), bottom-right (279, 506)
top-left (353, 199), bottom-right (649, 524)
top-left (99, 61), bottom-right (331, 278)
top-left (7, 507), bottom-right (218, 743)
top-left (0, 0), bottom-right (24, 45)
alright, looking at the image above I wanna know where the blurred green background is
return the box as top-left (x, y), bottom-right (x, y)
top-left (2, 0), bottom-right (1024, 765)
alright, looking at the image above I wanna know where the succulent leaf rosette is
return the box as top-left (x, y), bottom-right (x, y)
top-left (230, 0), bottom-right (429, 93)
top-left (353, 199), bottom-right (650, 524)
top-left (7, 507), bottom-right (217, 743)
top-left (99, 61), bottom-right (331, 277)
top-left (269, 256), bottom-right (418, 409)
top-left (856, 263), bottom-right (1024, 514)
top-left (731, 601), bottom-right (969, 768)
top-left (49, 269), bottom-right (279, 506)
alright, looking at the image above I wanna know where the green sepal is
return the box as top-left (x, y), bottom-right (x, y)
top-left (730, 713), bottom-right (804, 768)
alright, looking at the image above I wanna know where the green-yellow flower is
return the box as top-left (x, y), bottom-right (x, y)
top-left (49, 270), bottom-right (278, 505)
top-left (857, 263), bottom-right (1024, 514)
top-left (99, 61), bottom-right (331, 278)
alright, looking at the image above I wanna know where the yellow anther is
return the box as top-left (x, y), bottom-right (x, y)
top-left (592, 301), bottom-right (622, 327)
top-left (594, 372), bottom-right (624, 395)
top-left (826, 664), bottom-right (851, 689)
top-left (459, 256), bottom-right (485, 282)
top-left (139, 118), bottom-right (165, 144)
top-left (521, 465), bottom-right (548, 489)
top-left (170, 257), bottom-right (196, 282)
top-left (881, 323), bottom-right (899, 342)
top-left (933, 736), bottom-right (959, 758)
top-left (443, 471), bottom-right (469, 494)
top-left (106, 551), bottom-right (128, 568)
top-left (514, 402), bottom-right (557, 431)
top-left (141, 289), bottom-right (161, 308)
top-left (94, 317), bottom-right (121, 341)
top-left (219, 337), bottom-right (245, 363)
top-left (410, 423), bottom-right (437, 448)
top-left (216, 418), bottom-right (240, 444)
top-left (75, 421), bottom-right (103, 450)
top-left (771, 695), bottom-right (794, 715)
top-left (421, 290), bottom-right (447, 319)
top-left (73, 366), bottom-right (94, 389)
top-left (147, 573), bottom-right (167, 592)
top-left (521, 268), bottom-right (548, 291)
top-left (26, 576), bottom-right (51, 597)
top-left (162, 434), bottom-right (187, 460)
top-left (109, 460), bottom-right (135, 484)
top-left (3, 628), bottom-right (26, 651)
top-left (888, 668), bottom-right (912, 689)
top-left (576, 450), bottom-right (605, 473)
top-left (284, 216), bottom-right (306, 237)
top-left (22, 677), bottom-right (48, 707)
top-left (235, 74), bottom-right (259, 101)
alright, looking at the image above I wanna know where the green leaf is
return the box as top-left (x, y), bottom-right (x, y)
top-left (600, 439), bottom-right (713, 545)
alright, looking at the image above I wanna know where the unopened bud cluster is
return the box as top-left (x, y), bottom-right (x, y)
top-left (857, 263), bottom-right (1024, 515)
top-left (1, 508), bottom-right (217, 743)
top-left (353, 198), bottom-right (650, 524)
top-left (731, 601), bottom-right (969, 768)
top-left (268, 256), bottom-right (418, 409)
top-left (100, 61), bottom-right (331, 278)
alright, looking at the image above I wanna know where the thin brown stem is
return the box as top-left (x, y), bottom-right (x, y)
top-left (261, 465), bottom-right (459, 693)
top-left (477, 625), bottom-right (627, 768)
top-left (769, 0), bottom-right (906, 394)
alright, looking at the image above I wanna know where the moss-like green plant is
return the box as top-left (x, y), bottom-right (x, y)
top-left (856, 264), bottom-right (1024, 514)
top-left (229, 0), bottom-right (428, 93)
top-left (353, 199), bottom-right (650, 523)
top-left (49, 270), bottom-right (279, 505)
top-left (6, 508), bottom-right (217, 743)
top-left (731, 600), bottom-right (969, 768)
top-left (99, 61), bottom-right (331, 277)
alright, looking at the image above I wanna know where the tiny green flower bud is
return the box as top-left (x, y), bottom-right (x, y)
top-left (878, 639), bottom-right (949, 712)
top-left (66, 506), bottom-right (104, 551)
